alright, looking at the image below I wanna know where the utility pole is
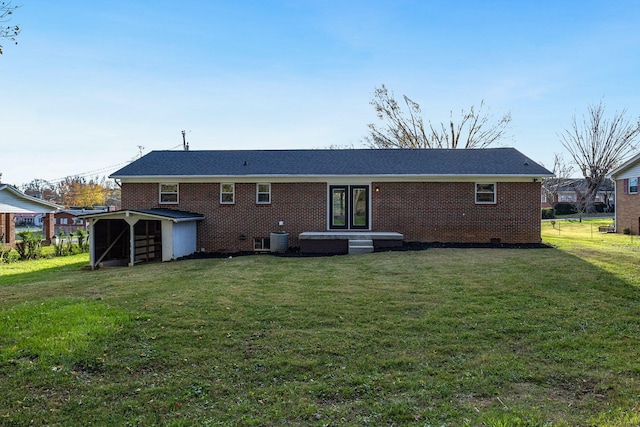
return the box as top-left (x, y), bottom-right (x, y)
top-left (182, 130), bottom-right (189, 151)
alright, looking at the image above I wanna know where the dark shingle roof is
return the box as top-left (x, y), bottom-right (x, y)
top-left (111, 148), bottom-right (552, 178)
top-left (79, 208), bottom-right (204, 222)
top-left (132, 209), bottom-right (204, 220)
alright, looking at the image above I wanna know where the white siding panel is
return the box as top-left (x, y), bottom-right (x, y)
top-left (617, 162), bottom-right (640, 180)
top-left (161, 221), bottom-right (173, 262)
top-left (172, 222), bottom-right (197, 259)
top-left (0, 192), bottom-right (57, 213)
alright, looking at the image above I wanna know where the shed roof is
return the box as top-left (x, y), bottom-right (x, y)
top-left (111, 148), bottom-right (552, 179)
top-left (80, 208), bottom-right (204, 223)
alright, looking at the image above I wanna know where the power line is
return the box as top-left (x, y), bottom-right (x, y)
top-left (43, 143), bottom-right (185, 185)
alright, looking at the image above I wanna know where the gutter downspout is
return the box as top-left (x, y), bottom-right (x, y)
top-left (613, 179), bottom-right (618, 232)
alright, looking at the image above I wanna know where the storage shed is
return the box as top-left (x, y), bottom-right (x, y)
top-left (81, 208), bottom-right (204, 269)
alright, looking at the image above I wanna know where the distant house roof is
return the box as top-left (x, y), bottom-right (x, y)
top-left (547, 178), bottom-right (615, 192)
top-left (80, 208), bottom-right (204, 223)
top-left (0, 184), bottom-right (63, 213)
top-left (111, 148), bottom-right (552, 179)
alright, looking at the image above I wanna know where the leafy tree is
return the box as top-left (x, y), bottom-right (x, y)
top-left (560, 101), bottom-right (640, 213)
top-left (365, 84), bottom-right (511, 149)
top-left (103, 177), bottom-right (121, 207)
top-left (0, 1), bottom-right (20, 55)
top-left (56, 176), bottom-right (108, 208)
top-left (23, 175), bottom-right (120, 208)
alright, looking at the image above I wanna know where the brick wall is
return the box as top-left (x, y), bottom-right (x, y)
top-left (122, 180), bottom-right (542, 251)
top-left (614, 179), bottom-right (640, 234)
top-left (0, 213), bottom-right (15, 245)
top-left (43, 212), bottom-right (55, 243)
top-left (372, 181), bottom-right (542, 244)
top-left (122, 182), bottom-right (326, 251)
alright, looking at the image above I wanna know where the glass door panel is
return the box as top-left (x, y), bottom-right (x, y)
top-left (330, 186), bottom-right (347, 229)
top-left (351, 186), bottom-right (368, 229)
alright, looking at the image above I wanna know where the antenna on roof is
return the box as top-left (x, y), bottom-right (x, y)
top-left (182, 130), bottom-right (189, 151)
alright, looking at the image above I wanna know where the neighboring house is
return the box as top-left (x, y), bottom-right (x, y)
top-left (541, 178), bottom-right (615, 210)
top-left (14, 212), bottom-right (39, 226)
top-left (609, 153), bottom-right (640, 234)
top-left (0, 184), bottom-right (63, 245)
top-left (82, 148), bottom-right (552, 268)
top-left (54, 208), bottom-right (110, 234)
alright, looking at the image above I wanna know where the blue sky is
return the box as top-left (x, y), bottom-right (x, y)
top-left (1, 0), bottom-right (639, 186)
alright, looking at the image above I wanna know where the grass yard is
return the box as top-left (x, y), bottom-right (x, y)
top-left (1, 220), bottom-right (640, 426)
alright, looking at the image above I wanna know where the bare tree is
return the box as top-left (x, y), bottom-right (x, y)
top-left (541, 153), bottom-right (574, 213)
top-left (22, 179), bottom-right (57, 201)
top-left (365, 84), bottom-right (511, 149)
top-left (560, 101), bottom-right (640, 213)
top-left (0, 1), bottom-right (20, 54)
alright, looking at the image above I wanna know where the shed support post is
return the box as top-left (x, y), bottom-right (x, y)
top-left (125, 217), bottom-right (139, 267)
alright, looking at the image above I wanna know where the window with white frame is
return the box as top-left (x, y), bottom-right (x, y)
top-left (256, 183), bottom-right (271, 204)
top-left (159, 183), bottom-right (179, 204)
top-left (253, 237), bottom-right (270, 251)
top-left (475, 183), bottom-right (496, 204)
top-left (220, 183), bottom-right (235, 204)
top-left (629, 177), bottom-right (638, 194)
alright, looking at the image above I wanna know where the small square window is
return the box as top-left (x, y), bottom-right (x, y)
top-left (253, 237), bottom-right (270, 251)
top-left (257, 183), bottom-right (271, 204)
top-left (160, 183), bottom-right (179, 204)
top-left (629, 178), bottom-right (638, 194)
top-left (221, 183), bottom-right (235, 204)
top-left (475, 183), bottom-right (496, 204)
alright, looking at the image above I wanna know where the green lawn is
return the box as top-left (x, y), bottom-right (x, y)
top-left (1, 221), bottom-right (640, 426)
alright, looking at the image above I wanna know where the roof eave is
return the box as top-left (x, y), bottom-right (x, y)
top-left (79, 210), bottom-right (204, 222)
top-left (113, 173), bottom-right (554, 180)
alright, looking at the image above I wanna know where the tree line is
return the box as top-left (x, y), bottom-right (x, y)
top-left (21, 176), bottom-right (121, 208)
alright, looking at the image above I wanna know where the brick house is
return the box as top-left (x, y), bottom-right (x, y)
top-left (0, 184), bottom-right (62, 245)
top-left (54, 208), bottom-right (111, 234)
top-left (83, 148), bottom-right (551, 267)
top-left (609, 153), bottom-right (640, 234)
top-left (541, 178), bottom-right (615, 212)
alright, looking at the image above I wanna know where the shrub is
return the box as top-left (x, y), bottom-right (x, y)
top-left (15, 230), bottom-right (43, 260)
top-left (0, 244), bottom-right (17, 263)
top-left (623, 227), bottom-right (632, 235)
top-left (553, 203), bottom-right (578, 216)
top-left (541, 208), bottom-right (555, 219)
top-left (76, 228), bottom-right (89, 252)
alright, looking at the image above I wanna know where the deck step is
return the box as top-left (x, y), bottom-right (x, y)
top-left (348, 239), bottom-right (374, 255)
